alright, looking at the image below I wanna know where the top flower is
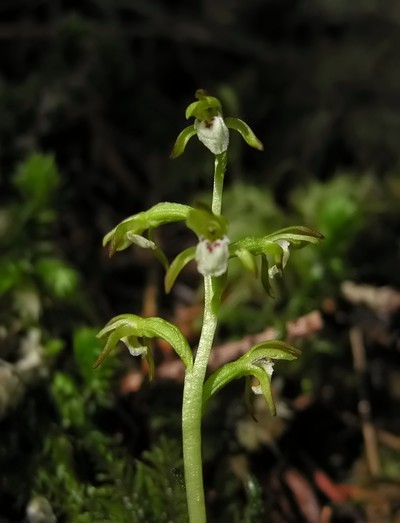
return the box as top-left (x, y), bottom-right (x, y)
top-left (171, 89), bottom-right (264, 158)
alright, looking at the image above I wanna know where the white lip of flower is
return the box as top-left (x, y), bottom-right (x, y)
top-left (194, 116), bottom-right (229, 155)
top-left (268, 239), bottom-right (290, 279)
top-left (121, 337), bottom-right (148, 357)
top-left (126, 232), bottom-right (157, 250)
top-left (251, 359), bottom-right (274, 395)
top-left (195, 235), bottom-right (230, 277)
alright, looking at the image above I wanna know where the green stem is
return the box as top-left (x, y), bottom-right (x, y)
top-left (212, 152), bottom-right (227, 215)
top-left (182, 150), bottom-right (227, 522)
top-left (182, 276), bottom-right (217, 522)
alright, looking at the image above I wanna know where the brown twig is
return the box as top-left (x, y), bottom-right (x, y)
top-left (349, 326), bottom-right (381, 477)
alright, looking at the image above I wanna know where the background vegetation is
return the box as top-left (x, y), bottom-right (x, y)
top-left (1, 1), bottom-right (399, 522)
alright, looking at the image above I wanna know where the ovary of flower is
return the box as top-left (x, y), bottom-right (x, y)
top-left (195, 236), bottom-right (230, 277)
top-left (194, 116), bottom-right (229, 155)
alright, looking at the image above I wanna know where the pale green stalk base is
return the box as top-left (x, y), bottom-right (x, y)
top-left (181, 152), bottom-right (227, 522)
top-left (182, 277), bottom-right (216, 523)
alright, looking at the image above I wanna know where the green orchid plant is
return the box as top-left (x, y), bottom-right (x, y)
top-left (95, 89), bottom-right (323, 522)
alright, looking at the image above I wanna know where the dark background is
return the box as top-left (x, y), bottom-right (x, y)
top-left (1, 1), bottom-right (400, 522)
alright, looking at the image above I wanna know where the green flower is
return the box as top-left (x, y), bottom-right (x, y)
top-left (171, 89), bottom-right (264, 158)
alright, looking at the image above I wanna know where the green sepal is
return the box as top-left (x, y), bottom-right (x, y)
top-left (186, 207), bottom-right (228, 241)
top-left (211, 271), bottom-right (228, 315)
top-left (230, 238), bottom-right (284, 258)
top-left (143, 338), bottom-right (155, 381)
top-left (103, 202), bottom-right (192, 256)
top-left (148, 229), bottom-right (169, 271)
top-left (164, 246), bottom-right (196, 294)
top-left (244, 376), bottom-right (258, 421)
top-left (202, 340), bottom-right (300, 415)
top-left (119, 334), bottom-right (156, 380)
top-left (225, 117), bottom-right (264, 151)
top-left (262, 226), bottom-right (324, 248)
top-left (170, 125), bottom-right (197, 159)
top-left (260, 256), bottom-right (274, 297)
top-left (95, 314), bottom-right (193, 370)
top-left (235, 248), bottom-right (258, 277)
top-left (185, 90), bottom-right (222, 121)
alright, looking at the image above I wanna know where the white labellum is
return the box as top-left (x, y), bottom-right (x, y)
top-left (195, 236), bottom-right (230, 277)
top-left (194, 116), bottom-right (229, 155)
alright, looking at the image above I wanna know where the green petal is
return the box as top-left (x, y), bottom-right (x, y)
top-left (170, 125), bottom-right (197, 159)
top-left (225, 117), bottom-right (264, 151)
top-left (235, 248), bottom-right (258, 277)
top-left (164, 247), bottom-right (196, 293)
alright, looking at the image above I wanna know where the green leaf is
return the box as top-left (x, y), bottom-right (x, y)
top-left (164, 247), bottom-right (196, 293)
top-left (202, 340), bottom-right (300, 414)
top-left (35, 257), bottom-right (79, 298)
top-left (95, 314), bottom-right (193, 370)
top-left (0, 260), bottom-right (24, 295)
top-left (225, 117), bottom-right (264, 151)
top-left (44, 338), bottom-right (65, 357)
top-left (170, 125), bottom-right (197, 159)
top-left (103, 202), bottom-right (192, 256)
top-left (13, 153), bottom-right (60, 208)
top-left (51, 372), bottom-right (86, 428)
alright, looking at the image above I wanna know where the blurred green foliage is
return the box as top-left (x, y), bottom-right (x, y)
top-left (0, 153), bottom-right (79, 305)
top-left (0, 154), bottom-right (191, 522)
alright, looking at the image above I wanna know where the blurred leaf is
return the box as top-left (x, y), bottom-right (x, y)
top-left (35, 257), bottom-right (79, 298)
top-left (0, 260), bottom-right (24, 296)
top-left (13, 153), bottom-right (60, 209)
top-left (51, 373), bottom-right (86, 428)
top-left (73, 327), bottom-right (115, 393)
top-left (43, 338), bottom-right (64, 357)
